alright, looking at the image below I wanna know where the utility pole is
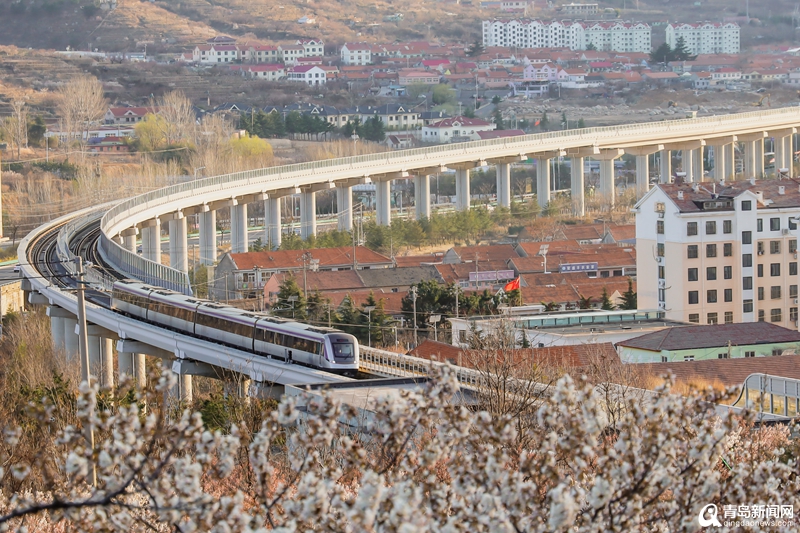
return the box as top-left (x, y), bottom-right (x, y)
top-left (75, 258), bottom-right (97, 487)
top-left (411, 285), bottom-right (418, 347)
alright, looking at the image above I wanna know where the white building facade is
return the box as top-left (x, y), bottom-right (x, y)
top-left (340, 43), bottom-right (373, 65)
top-left (666, 22), bottom-right (740, 55)
top-left (286, 65), bottom-right (327, 85)
top-left (482, 19), bottom-right (651, 52)
top-left (421, 116), bottom-right (496, 143)
top-left (635, 181), bottom-right (800, 331)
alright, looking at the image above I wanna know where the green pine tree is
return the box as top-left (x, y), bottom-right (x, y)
top-left (273, 275), bottom-right (307, 320)
top-left (620, 278), bottom-right (637, 310)
top-left (540, 111), bottom-right (549, 131)
top-left (600, 286), bottom-right (615, 311)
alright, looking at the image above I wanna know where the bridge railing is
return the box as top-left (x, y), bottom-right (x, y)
top-left (732, 373), bottom-right (800, 417)
top-left (99, 106), bottom-right (800, 290)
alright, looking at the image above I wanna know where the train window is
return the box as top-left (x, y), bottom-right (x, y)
top-left (332, 342), bottom-right (354, 360)
top-left (257, 328), bottom-right (275, 343)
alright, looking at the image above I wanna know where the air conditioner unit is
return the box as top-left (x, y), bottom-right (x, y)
top-left (758, 251), bottom-right (764, 255)
top-left (794, 252), bottom-right (798, 259)
top-left (795, 299), bottom-right (799, 305)
top-left (783, 229), bottom-right (791, 235)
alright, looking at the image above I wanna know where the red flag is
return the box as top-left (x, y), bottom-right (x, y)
top-left (504, 277), bottom-right (520, 292)
top-left (534, 119), bottom-right (541, 126)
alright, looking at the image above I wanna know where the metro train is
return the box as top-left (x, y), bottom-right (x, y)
top-left (111, 280), bottom-right (359, 374)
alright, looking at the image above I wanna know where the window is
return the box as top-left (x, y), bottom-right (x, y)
top-left (718, 353), bottom-right (728, 359)
top-left (724, 311), bottom-right (733, 324)
top-left (723, 220), bottom-right (732, 234)
top-left (771, 286), bottom-right (782, 299)
top-left (758, 309), bottom-right (765, 322)
top-left (706, 267), bottom-right (716, 280)
top-left (758, 287), bottom-right (765, 300)
top-left (771, 241), bottom-right (781, 254)
top-left (743, 299), bottom-right (754, 313)
top-left (792, 307), bottom-right (799, 322)
top-left (661, 356), bottom-right (668, 363)
top-left (745, 350), bottom-right (755, 357)
top-left (724, 266), bottom-right (732, 280)
top-left (723, 243), bottom-right (732, 257)
top-left (684, 355), bottom-right (695, 362)
top-left (791, 239), bottom-right (797, 253)
top-left (757, 242), bottom-right (765, 255)
top-left (658, 266), bottom-right (665, 279)
top-left (657, 243), bottom-right (665, 257)
top-left (687, 268), bottom-right (698, 282)
top-left (771, 308), bottom-right (782, 322)
top-left (657, 220), bottom-right (664, 234)
top-left (688, 291), bottom-right (699, 304)
top-left (742, 254), bottom-right (752, 267)
top-left (706, 244), bottom-right (717, 258)
top-left (688, 245), bottom-right (699, 259)
top-left (687, 221), bottom-right (698, 236)
top-left (707, 312), bottom-right (718, 324)
top-left (770, 263), bottom-right (780, 276)
top-left (741, 200), bottom-right (752, 211)
top-left (792, 285), bottom-right (798, 298)
top-left (792, 218), bottom-right (798, 230)
top-left (758, 264), bottom-right (764, 277)
top-left (771, 218), bottom-right (781, 231)
top-left (791, 263), bottom-right (798, 276)
top-left (742, 231), bottom-right (752, 245)
top-left (724, 288), bottom-right (733, 302)
top-left (757, 219), bottom-right (763, 232)
top-left (688, 313), bottom-right (700, 323)
top-left (707, 290), bottom-right (717, 303)
top-left (706, 221), bottom-right (717, 235)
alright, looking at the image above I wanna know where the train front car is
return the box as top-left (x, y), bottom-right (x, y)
top-left (321, 332), bottom-right (359, 374)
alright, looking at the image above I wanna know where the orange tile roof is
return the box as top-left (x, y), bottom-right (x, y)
top-left (268, 270), bottom-right (365, 292)
top-left (448, 244), bottom-right (520, 262)
top-left (435, 261), bottom-right (511, 284)
top-left (409, 339), bottom-right (620, 368)
top-left (393, 254), bottom-right (444, 267)
top-left (229, 246), bottom-right (392, 271)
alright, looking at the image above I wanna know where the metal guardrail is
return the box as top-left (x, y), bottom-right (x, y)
top-left (99, 106), bottom-right (800, 291)
top-left (733, 373), bottom-right (800, 418)
top-left (57, 212), bottom-right (118, 291)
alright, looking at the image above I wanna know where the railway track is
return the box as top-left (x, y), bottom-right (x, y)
top-left (27, 221), bottom-right (70, 289)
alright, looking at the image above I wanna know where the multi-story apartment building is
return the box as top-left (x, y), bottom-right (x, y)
top-left (340, 43), bottom-right (373, 65)
top-left (482, 19), bottom-right (651, 52)
top-left (636, 180), bottom-right (800, 331)
top-left (561, 3), bottom-right (599, 16)
top-left (665, 22), bottom-right (740, 55)
top-left (584, 21), bottom-right (651, 53)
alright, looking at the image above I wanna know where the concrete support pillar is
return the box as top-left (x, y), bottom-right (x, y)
top-left (230, 204), bottom-right (248, 253)
top-left (119, 352), bottom-right (147, 389)
top-left (713, 146), bottom-right (726, 181)
top-left (635, 155), bottom-right (649, 196)
top-left (536, 158), bottom-right (551, 209)
top-left (300, 191), bottom-right (317, 239)
top-left (659, 149), bottom-right (671, 183)
top-left (496, 163), bottom-right (511, 208)
top-left (743, 141), bottom-right (755, 179)
top-left (694, 147), bottom-right (705, 181)
top-left (755, 139), bottom-right (765, 178)
top-left (88, 336), bottom-right (101, 383)
top-left (599, 159), bottom-right (615, 207)
top-left (142, 221), bottom-right (161, 264)
top-left (725, 143), bottom-right (736, 180)
top-left (375, 179), bottom-right (392, 225)
top-left (198, 210), bottom-right (217, 265)
top-left (50, 315), bottom-right (65, 351)
top-left (785, 135), bottom-right (794, 172)
top-left (265, 197), bottom-right (281, 249)
top-left (63, 316), bottom-right (78, 361)
top-left (570, 157), bottom-right (585, 217)
top-left (455, 169), bottom-right (471, 211)
top-left (122, 233), bottom-right (137, 254)
top-left (169, 217), bottom-right (188, 273)
top-left (414, 174), bottom-right (431, 220)
top-left (163, 358), bottom-right (192, 403)
top-left (336, 185), bottom-right (353, 231)
top-left (101, 337), bottom-right (114, 388)
top-left (684, 149), bottom-right (695, 183)
top-left (775, 136), bottom-right (787, 174)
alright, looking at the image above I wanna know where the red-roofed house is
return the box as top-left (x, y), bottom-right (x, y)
top-left (192, 44), bottom-right (240, 64)
top-left (247, 64), bottom-right (286, 81)
top-left (398, 69), bottom-right (441, 85)
top-left (286, 65), bottom-right (327, 85)
top-left (421, 115), bottom-right (496, 143)
top-left (104, 106), bottom-right (158, 125)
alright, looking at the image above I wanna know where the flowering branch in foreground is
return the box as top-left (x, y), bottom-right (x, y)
top-left (0, 367), bottom-right (797, 532)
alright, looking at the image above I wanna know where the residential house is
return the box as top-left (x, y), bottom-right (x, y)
top-left (87, 136), bottom-right (129, 153)
top-left (616, 322), bottom-right (800, 363)
top-left (286, 65), bottom-right (328, 85)
top-left (442, 244), bottom-right (519, 264)
top-left (244, 44), bottom-right (280, 64)
top-left (104, 106), bottom-right (158, 125)
top-left (349, 104), bottom-right (423, 130)
top-left (279, 44), bottom-right (306, 65)
top-left (642, 71), bottom-right (680, 85)
top-left (192, 44), bottom-right (240, 64)
top-left (298, 38), bottom-right (325, 56)
top-left (296, 56), bottom-right (323, 66)
top-left (247, 64), bottom-right (285, 81)
top-left (710, 68), bottom-right (741, 85)
top-left (692, 71), bottom-right (712, 90)
top-left (421, 116), bottom-right (496, 143)
top-left (340, 43), bottom-right (373, 65)
top-left (398, 69), bottom-right (441, 85)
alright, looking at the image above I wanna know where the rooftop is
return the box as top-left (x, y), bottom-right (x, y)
top-left (655, 179), bottom-right (800, 213)
top-left (229, 246), bottom-right (392, 271)
top-left (617, 322), bottom-right (800, 352)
